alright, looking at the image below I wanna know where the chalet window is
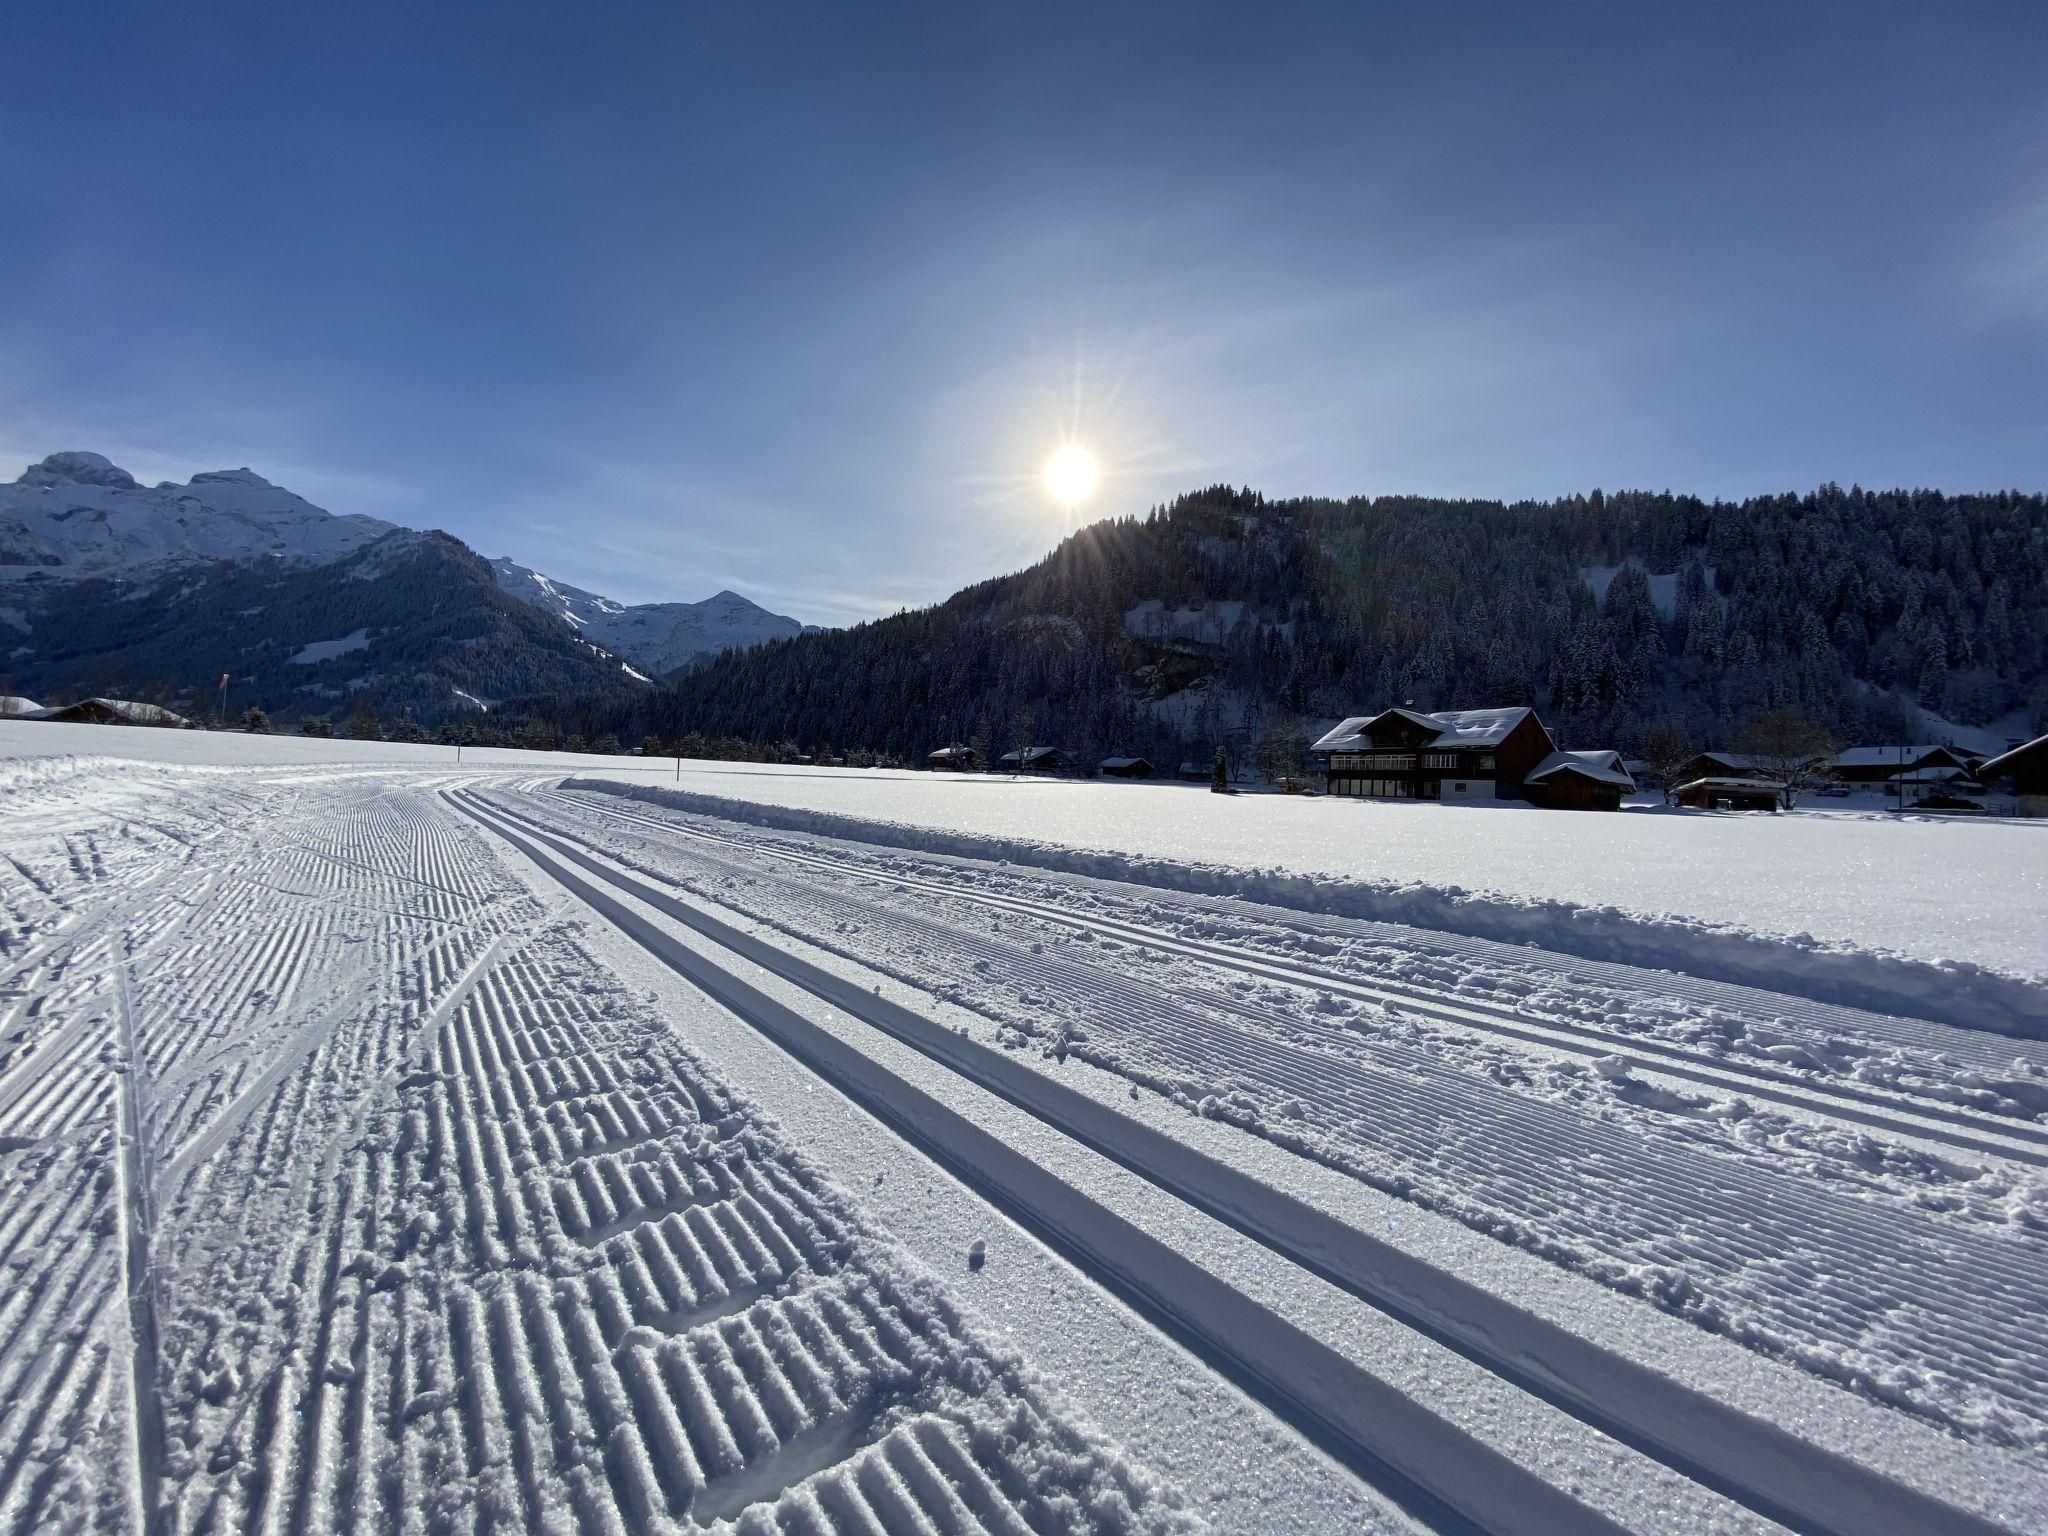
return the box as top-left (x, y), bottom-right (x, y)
top-left (1422, 752), bottom-right (1458, 769)
top-left (1452, 782), bottom-right (1467, 793)
top-left (1365, 753), bottom-right (1416, 770)
top-left (1478, 754), bottom-right (1495, 769)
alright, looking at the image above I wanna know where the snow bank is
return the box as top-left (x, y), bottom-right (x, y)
top-left (566, 774), bottom-right (2048, 1038)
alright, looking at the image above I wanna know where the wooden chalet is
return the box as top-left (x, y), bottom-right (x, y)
top-left (1831, 744), bottom-right (1975, 784)
top-left (1098, 756), bottom-right (1155, 779)
top-left (1679, 750), bottom-right (1757, 782)
top-left (927, 744), bottom-right (978, 771)
top-left (1312, 706), bottom-right (1614, 805)
top-left (996, 745), bottom-right (1072, 774)
top-left (1976, 732), bottom-right (2048, 812)
top-left (26, 697), bottom-right (188, 728)
top-left (1672, 776), bottom-right (1780, 812)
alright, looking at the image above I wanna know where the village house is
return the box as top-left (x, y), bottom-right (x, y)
top-left (24, 697), bottom-right (189, 728)
top-left (1672, 776), bottom-right (1781, 812)
top-left (996, 745), bottom-right (1072, 774)
top-left (927, 744), bottom-right (978, 771)
top-left (1830, 743), bottom-right (1976, 784)
top-left (1678, 749), bottom-right (1758, 782)
top-left (1098, 756), bottom-right (1155, 779)
top-left (1975, 732), bottom-right (2048, 816)
top-left (1311, 706), bottom-right (1634, 809)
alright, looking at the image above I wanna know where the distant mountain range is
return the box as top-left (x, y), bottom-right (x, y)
top-left (0, 451), bottom-right (811, 722)
top-left (487, 557), bottom-right (814, 676)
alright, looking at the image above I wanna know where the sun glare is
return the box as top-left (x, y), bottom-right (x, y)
top-left (1043, 443), bottom-right (1100, 505)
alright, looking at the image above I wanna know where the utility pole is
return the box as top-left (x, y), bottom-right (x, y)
top-left (217, 672), bottom-right (230, 728)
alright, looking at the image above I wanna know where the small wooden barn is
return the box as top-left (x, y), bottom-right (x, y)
top-left (1523, 749), bottom-right (1637, 811)
top-left (1098, 756), bottom-right (1155, 779)
top-left (1673, 776), bottom-right (1780, 812)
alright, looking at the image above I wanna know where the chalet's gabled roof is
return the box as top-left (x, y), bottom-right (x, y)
top-left (1526, 748), bottom-right (1636, 790)
top-left (0, 696), bottom-right (44, 716)
top-left (1099, 756), bottom-right (1152, 770)
top-left (1887, 765), bottom-right (1980, 785)
top-left (1674, 776), bottom-right (1782, 794)
top-left (1312, 706), bottom-right (1535, 754)
top-left (1834, 743), bottom-right (1967, 769)
top-left (1976, 732), bottom-right (2048, 781)
top-left (29, 697), bottom-right (188, 726)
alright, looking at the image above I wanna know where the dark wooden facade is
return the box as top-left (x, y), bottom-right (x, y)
top-left (1320, 708), bottom-right (1554, 802)
top-left (1976, 733), bottom-right (2048, 800)
top-left (1528, 768), bottom-right (1626, 811)
top-left (1674, 777), bottom-right (1779, 812)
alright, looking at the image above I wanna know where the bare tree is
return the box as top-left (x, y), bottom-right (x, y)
top-left (1638, 723), bottom-right (1700, 806)
top-left (1256, 711), bottom-right (1308, 787)
top-left (1736, 709), bottom-right (1836, 810)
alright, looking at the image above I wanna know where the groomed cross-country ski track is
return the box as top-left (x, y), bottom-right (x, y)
top-left (3, 742), bottom-right (2047, 1535)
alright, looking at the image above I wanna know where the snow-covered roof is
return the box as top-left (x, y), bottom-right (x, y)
top-left (1312, 706), bottom-right (1535, 753)
top-left (1693, 750), bottom-right (1756, 770)
top-left (1976, 732), bottom-right (2048, 781)
top-left (28, 697), bottom-right (189, 726)
top-left (1525, 749), bottom-right (1636, 790)
top-left (1100, 756), bottom-right (1152, 769)
top-left (1886, 765), bottom-right (1979, 785)
top-left (0, 695), bottom-right (43, 716)
top-left (928, 745), bottom-right (975, 760)
top-left (1834, 744), bottom-right (1966, 769)
top-left (1674, 776), bottom-right (1781, 795)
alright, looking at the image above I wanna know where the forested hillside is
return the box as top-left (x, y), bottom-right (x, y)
top-left (472, 483), bottom-right (2048, 763)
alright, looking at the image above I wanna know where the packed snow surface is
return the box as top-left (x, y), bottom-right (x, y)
top-left (565, 760), bottom-right (2048, 989)
top-left (6, 726), bottom-right (2048, 1534)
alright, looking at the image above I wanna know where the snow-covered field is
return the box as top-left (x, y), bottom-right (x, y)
top-left (5, 723), bottom-right (2048, 1534)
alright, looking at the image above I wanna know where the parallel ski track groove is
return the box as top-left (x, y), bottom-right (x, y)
top-left (457, 785), bottom-right (2035, 1536)
top-left (552, 788), bottom-right (2048, 1159)
top-left (522, 788), bottom-right (2048, 1453)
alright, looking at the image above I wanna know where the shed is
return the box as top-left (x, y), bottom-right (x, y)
top-left (928, 744), bottom-right (979, 771)
top-left (1524, 749), bottom-right (1636, 811)
top-left (1099, 756), bottom-right (1155, 779)
top-left (1673, 776), bottom-right (1780, 812)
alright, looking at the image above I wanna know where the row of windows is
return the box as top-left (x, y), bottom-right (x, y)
top-left (1329, 752), bottom-right (1497, 771)
top-left (1329, 777), bottom-right (1463, 799)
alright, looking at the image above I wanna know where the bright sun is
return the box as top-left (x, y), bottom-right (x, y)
top-left (1043, 444), bottom-right (1100, 505)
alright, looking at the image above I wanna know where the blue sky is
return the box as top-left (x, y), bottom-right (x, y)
top-left (4, 3), bottom-right (2045, 623)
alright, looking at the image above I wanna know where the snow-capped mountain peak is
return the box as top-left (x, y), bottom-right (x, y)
top-left (1, 452), bottom-right (400, 580)
top-left (487, 560), bottom-right (806, 675)
top-left (2, 448), bottom-right (819, 679)
top-left (19, 450), bottom-right (138, 489)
